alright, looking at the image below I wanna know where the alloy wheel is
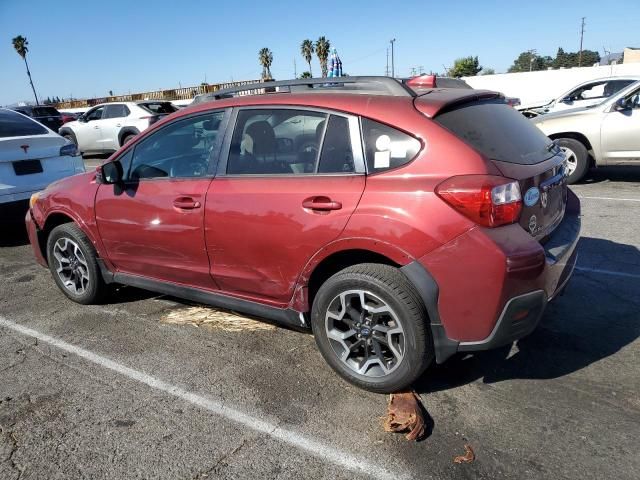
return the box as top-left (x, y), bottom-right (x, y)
top-left (53, 237), bottom-right (90, 295)
top-left (325, 290), bottom-right (405, 377)
top-left (560, 146), bottom-right (578, 175)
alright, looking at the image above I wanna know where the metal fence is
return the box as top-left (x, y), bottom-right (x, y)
top-left (54, 79), bottom-right (261, 109)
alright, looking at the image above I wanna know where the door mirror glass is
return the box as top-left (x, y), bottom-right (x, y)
top-left (560, 97), bottom-right (573, 104)
top-left (99, 161), bottom-right (123, 184)
top-left (77, 115), bottom-right (86, 123)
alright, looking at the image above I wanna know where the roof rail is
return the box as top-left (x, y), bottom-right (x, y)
top-left (192, 76), bottom-right (415, 104)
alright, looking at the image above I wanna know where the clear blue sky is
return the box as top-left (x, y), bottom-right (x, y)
top-left (1, 0), bottom-right (638, 105)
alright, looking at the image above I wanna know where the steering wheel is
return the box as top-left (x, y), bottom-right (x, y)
top-left (169, 157), bottom-right (208, 177)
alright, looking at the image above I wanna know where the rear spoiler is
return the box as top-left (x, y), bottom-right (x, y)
top-left (414, 90), bottom-right (504, 118)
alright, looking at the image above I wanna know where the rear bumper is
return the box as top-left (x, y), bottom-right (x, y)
top-left (402, 189), bottom-right (581, 364)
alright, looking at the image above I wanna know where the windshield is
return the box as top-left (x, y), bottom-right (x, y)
top-left (0, 109), bottom-right (48, 137)
top-left (435, 99), bottom-right (555, 164)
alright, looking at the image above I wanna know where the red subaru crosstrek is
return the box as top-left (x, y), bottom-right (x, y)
top-left (26, 76), bottom-right (580, 393)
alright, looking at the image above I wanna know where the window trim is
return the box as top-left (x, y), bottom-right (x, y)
top-left (359, 115), bottom-right (423, 176)
top-left (106, 109), bottom-right (231, 184)
top-left (216, 105), bottom-right (366, 178)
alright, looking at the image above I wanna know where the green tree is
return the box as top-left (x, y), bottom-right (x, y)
top-left (315, 36), bottom-right (330, 77)
top-left (553, 47), bottom-right (600, 68)
top-left (449, 56), bottom-right (483, 77)
top-left (300, 39), bottom-right (314, 77)
top-left (508, 51), bottom-right (552, 72)
top-left (258, 47), bottom-right (273, 80)
top-left (299, 71), bottom-right (312, 79)
top-left (482, 68), bottom-right (496, 75)
top-left (109, 90), bottom-right (114, 96)
top-left (12, 35), bottom-right (39, 105)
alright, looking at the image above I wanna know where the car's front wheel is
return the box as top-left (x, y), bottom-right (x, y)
top-left (556, 138), bottom-right (589, 184)
top-left (311, 264), bottom-right (433, 393)
top-left (46, 223), bottom-right (106, 304)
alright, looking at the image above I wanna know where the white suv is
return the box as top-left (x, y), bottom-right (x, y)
top-left (59, 101), bottom-right (177, 154)
top-left (533, 80), bottom-right (640, 183)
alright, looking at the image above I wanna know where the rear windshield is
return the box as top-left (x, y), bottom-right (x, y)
top-left (139, 102), bottom-right (177, 114)
top-left (32, 107), bottom-right (60, 117)
top-left (0, 110), bottom-right (48, 137)
top-left (435, 100), bottom-right (555, 164)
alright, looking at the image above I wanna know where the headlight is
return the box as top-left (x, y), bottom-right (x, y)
top-left (29, 192), bottom-right (40, 209)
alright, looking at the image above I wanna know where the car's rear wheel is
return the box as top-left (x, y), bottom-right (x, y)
top-left (311, 263), bottom-right (433, 393)
top-left (556, 138), bottom-right (589, 184)
top-left (46, 223), bottom-right (106, 305)
top-left (122, 133), bottom-right (136, 146)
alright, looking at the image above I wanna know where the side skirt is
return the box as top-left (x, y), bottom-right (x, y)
top-left (101, 265), bottom-right (308, 331)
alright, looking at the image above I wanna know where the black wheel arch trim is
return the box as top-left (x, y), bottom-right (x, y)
top-left (399, 261), bottom-right (459, 363)
top-left (118, 127), bottom-right (140, 146)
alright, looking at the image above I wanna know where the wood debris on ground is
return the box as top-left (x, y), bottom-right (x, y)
top-left (162, 306), bottom-right (276, 332)
top-left (382, 391), bottom-right (426, 441)
top-left (453, 444), bottom-right (475, 464)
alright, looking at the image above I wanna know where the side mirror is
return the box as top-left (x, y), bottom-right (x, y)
top-left (560, 97), bottom-right (573, 104)
top-left (77, 115), bottom-right (86, 123)
top-left (614, 97), bottom-right (629, 111)
top-left (98, 161), bottom-right (123, 184)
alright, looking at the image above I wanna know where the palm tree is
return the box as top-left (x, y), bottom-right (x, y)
top-left (300, 39), bottom-right (314, 77)
top-left (12, 35), bottom-right (39, 105)
top-left (299, 71), bottom-right (312, 79)
top-left (315, 37), bottom-right (330, 77)
top-left (258, 48), bottom-right (273, 80)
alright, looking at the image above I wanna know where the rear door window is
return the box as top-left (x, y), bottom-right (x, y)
top-left (435, 100), bottom-right (555, 164)
top-left (32, 107), bottom-right (60, 117)
top-left (317, 115), bottom-right (355, 173)
top-left (0, 109), bottom-right (48, 137)
top-left (361, 118), bottom-right (421, 172)
top-left (103, 104), bottom-right (130, 119)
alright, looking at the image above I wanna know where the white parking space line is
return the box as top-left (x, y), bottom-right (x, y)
top-left (575, 266), bottom-right (640, 280)
top-left (578, 196), bottom-right (640, 203)
top-left (0, 316), bottom-right (409, 480)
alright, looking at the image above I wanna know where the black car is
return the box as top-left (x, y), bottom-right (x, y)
top-left (11, 105), bottom-right (63, 132)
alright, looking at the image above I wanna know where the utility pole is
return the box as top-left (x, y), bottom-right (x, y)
top-left (390, 38), bottom-right (396, 78)
top-left (418, 65), bottom-right (424, 75)
top-left (528, 49), bottom-right (537, 72)
top-left (578, 17), bottom-right (586, 66)
top-left (385, 48), bottom-right (390, 76)
top-left (294, 58), bottom-right (297, 78)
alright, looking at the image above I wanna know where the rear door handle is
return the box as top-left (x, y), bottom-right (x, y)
top-left (173, 197), bottom-right (201, 210)
top-left (302, 196), bottom-right (342, 211)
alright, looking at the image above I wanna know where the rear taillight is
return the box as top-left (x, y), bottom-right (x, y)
top-left (141, 115), bottom-right (160, 126)
top-left (435, 175), bottom-right (522, 227)
top-left (60, 143), bottom-right (78, 157)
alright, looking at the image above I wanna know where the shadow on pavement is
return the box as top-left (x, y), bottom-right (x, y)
top-left (582, 165), bottom-right (640, 185)
top-left (415, 236), bottom-right (640, 394)
top-left (0, 224), bottom-right (29, 247)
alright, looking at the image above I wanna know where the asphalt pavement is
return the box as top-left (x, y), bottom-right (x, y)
top-left (1, 164), bottom-right (639, 479)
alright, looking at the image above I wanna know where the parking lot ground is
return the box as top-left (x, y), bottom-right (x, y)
top-left (1, 166), bottom-right (639, 480)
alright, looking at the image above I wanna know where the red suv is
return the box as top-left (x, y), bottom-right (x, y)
top-left (26, 77), bottom-right (580, 393)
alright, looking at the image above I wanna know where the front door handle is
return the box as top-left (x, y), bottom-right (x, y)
top-left (173, 197), bottom-right (201, 210)
top-left (302, 196), bottom-right (342, 211)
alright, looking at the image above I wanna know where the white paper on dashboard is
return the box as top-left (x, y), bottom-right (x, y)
top-left (374, 151), bottom-right (390, 168)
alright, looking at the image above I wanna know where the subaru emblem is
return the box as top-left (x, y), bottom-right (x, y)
top-left (524, 187), bottom-right (540, 207)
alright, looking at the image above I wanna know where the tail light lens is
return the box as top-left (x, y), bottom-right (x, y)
top-left (141, 115), bottom-right (160, 126)
top-left (60, 143), bottom-right (78, 157)
top-left (435, 175), bottom-right (522, 227)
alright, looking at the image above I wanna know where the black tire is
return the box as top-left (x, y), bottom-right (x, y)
top-left (46, 223), bottom-right (106, 305)
top-left (121, 133), bottom-right (136, 146)
top-left (311, 263), bottom-right (433, 393)
top-left (556, 138), bottom-right (589, 184)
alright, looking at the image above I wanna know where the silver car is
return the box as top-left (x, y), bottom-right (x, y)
top-left (532, 80), bottom-right (640, 184)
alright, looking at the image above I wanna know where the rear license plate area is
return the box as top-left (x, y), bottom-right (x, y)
top-left (13, 160), bottom-right (43, 176)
